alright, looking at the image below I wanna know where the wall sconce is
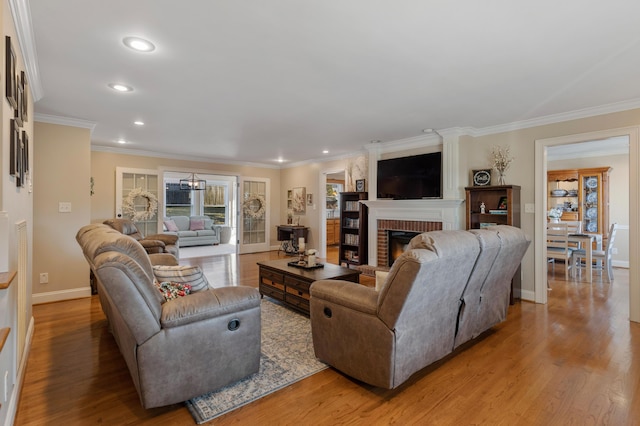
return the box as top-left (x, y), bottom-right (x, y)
top-left (179, 173), bottom-right (206, 190)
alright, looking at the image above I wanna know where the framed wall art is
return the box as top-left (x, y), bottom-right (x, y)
top-left (291, 187), bottom-right (306, 214)
top-left (21, 71), bottom-right (28, 123)
top-left (22, 130), bottom-right (29, 174)
top-left (10, 119), bottom-right (19, 176)
top-left (14, 72), bottom-right (23, 127)
top-left (355, 179), bottom-right (366, 192)
top-left (5, 36), bottom-right (17, 108)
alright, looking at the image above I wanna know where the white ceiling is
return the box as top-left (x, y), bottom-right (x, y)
top-left (26, 0), bottom-right (640, 166)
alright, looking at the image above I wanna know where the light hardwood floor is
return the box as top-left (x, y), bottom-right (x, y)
top-left (15, 252), bottom-right (640, 425)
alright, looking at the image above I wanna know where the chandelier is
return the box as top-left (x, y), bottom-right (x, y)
top-left (179, 173), bottom-right (206, 191)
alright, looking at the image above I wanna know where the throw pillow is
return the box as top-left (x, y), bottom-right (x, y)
top-left (190, 219), bottom-right (205, 231)
top-left (164, 219), bottom-right (179, 232)
top-left (154, 279), bottom-right (192, 301)
top-left (153, 265), bottom-right (209, 293)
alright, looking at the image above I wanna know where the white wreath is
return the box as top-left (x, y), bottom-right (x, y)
top-left (122, 187), bottom-right (158, 222)
top-left (243, 194), bottom-right (266, 219)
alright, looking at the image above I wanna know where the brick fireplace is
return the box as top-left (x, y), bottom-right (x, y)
top-left (362, 199), bottom-right (464, 268)
top-left (377, 220), bottom-right (441, 268)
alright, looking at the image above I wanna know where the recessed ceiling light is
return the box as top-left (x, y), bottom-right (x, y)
top-left (322, 150), bottom-right (329, 154)
top-left (108, 83), bottom-right (133, 92)
top-left (123, 36), bottom-right (155, 52)
top-left (117, 139), bottom-right (127, 144)
top-left (134, 120), bottom-right (144, 126)
top-left (276, 158), bottom-right (285, 163)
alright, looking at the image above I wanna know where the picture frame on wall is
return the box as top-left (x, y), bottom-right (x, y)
top-left (306, 193), bottom-right (313, 205)
top-left (291, 187), bottom-right (306, 214)
top-left (15, 129), bottom-right (22, 188)
top-left (5, 36), bottom-right (17, 108)
top-left (22, 130), bottom-right (29, 174)
top-left (21, 71), bottom-right (28, 123)
top-left (355, 179), bottom-right (365, 192)
top-left (10, 119), bottom-right (19, 176)
top-left (14, 72), bottom-right (23, 127)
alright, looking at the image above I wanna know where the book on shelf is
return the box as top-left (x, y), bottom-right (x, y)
top-left (480, 222), bottom-right (498, 228)
top-left (488, 210), bottom-right (508, 215)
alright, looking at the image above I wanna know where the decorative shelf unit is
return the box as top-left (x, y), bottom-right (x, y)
top-left (339, 192), bottom-right (368, 267)
top-left (548, 167), bottom-right (611, 236)
top-left (465, 185), bottom-right (521, 230)
top-left (465, 185), bottom-right (521, 304)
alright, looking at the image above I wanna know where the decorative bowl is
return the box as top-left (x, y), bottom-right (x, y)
top-left (551, 189), bottom-right (568, 196)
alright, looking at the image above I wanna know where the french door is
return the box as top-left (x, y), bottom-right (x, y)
top-left (115, 167), bottom-right (160, 236)
top-left (238, 177), bottom-right (270, 253)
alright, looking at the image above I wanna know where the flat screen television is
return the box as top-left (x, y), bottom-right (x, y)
top-left (377, 152), bottom-right (442, 200)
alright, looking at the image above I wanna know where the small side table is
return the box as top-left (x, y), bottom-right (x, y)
top-left (277, 225), bottom-right (309, 255)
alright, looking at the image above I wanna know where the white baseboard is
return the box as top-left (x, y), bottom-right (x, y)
top-left (520, 289), bottom-right (535, 302)
top-left (32, 287), bottom-right (92, 305)
top-left (4, 316), bottom-right (34, 426)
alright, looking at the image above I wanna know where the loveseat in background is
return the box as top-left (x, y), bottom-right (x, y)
top-left (163, 215), bottom-right (221, 247)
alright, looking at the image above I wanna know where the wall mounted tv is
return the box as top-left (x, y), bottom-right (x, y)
top-left (377, 152), bottom-right (442, 200)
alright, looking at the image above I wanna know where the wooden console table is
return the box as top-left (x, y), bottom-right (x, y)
top-left (276, 225), bottom-right (309, 254)
top-left (257, 258), bottom-right (360, 315)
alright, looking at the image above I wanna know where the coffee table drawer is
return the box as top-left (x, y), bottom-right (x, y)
top-left (285, 285), bottom-right (310, 301)
top-left (260, 283), bottom-right (284, 301)
top-left (285, 292), bottom-right (310, 312)
top-left (261, 269), bottom-right (284, 283)
top-left (284, 275), bottom-right (311, 293)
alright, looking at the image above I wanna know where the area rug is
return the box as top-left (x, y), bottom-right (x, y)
top-left (185, 299), bottom-right (327, 424)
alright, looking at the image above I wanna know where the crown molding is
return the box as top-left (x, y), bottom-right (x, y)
top-left (90, 144), bottom-right (282, 170)
top-left (34, 113), bottom-right (96, 132)
top-left (9, 0), bottom-right (44, 101)
top-left (471, 98), bottom-right (640, 137)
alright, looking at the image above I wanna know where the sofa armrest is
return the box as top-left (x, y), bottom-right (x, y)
top-left (161, 286), bottom-right (260, 328)
top-left (139, 239), bottom-right (165, 250)
top-left (145, 233), bottom-right (179, 245)
top-left (149, 253), bottom-right (179, 266)
top-left (310, 280), bottom-right (378, 315)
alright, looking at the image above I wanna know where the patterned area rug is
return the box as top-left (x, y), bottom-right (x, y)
top-left (185, 299), bottom-right (327, 424)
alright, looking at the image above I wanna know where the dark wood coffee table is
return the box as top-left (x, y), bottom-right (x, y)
top-left (257, 258), bottom-right (360, 315)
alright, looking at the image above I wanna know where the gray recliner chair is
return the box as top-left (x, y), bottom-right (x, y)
top-left (310, 226), bottom-right (529, 389)
top-left (76, 224), bottom-right (261, 408)
top-left (104, 218), bottom-right (180, 258)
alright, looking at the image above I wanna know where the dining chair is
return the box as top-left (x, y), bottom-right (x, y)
top-left (572, 223), bottom-right (618, 282)
top-left (547, 222), bottom-right (574, 280)
top-left (561, 220), bottom-right (583, 249)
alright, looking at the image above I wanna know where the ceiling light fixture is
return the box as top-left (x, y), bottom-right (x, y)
top-left (179, 173), bottom-right (206, 191)
top-left (123, 36), bottom-right (155, 52)
top-left (117, 139), bottom-right (126, 144)
top-left (134, 120), bottom-right (144, 126)
top-left (322, 150), bottom-right (329, 154)
top-left (108, 83), bottom-right (133, 92)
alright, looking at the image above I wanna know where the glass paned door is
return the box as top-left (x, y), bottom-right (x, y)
top-left (116, 167), bottom-right (160, 236)
top-left (581, 173), bottom-right (600, 234)
top-left (239, 177), bottom-right (270, 253)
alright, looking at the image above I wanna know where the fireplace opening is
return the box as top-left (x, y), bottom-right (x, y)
top-left (388, 230), bottom-right (420, 266)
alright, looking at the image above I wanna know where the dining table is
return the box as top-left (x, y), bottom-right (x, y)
top-left (568, 233), bottom-right (603, 283)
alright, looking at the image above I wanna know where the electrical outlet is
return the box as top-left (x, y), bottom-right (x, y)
top-left (611, 248), bottom-right (618, 255)
top-left (40, 272), bottom-right (49, 284)
top-left (58, 202), bottom-right (72, 213)
top-left (525, 203), bottom-right (535, 213)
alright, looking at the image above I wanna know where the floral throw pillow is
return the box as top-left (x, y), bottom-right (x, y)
top-left (153, 265), bottom-right (209, 292)
top-left (154, 279), bottom-right (192, 301)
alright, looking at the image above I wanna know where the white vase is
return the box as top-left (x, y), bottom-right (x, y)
top-left (550, 217), bottom-right (560, 223)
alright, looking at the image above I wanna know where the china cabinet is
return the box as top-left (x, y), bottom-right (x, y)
top-left (547, 167), bottom-right (611, 237)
